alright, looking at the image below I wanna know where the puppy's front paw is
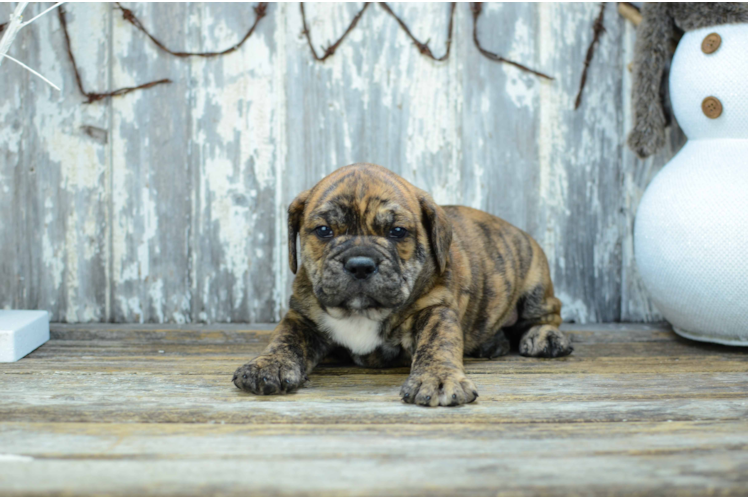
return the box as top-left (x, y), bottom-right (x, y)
top-left (400, 368), bottom-right (478, 407)
top-left (519, 325), bottom-right (573, 358)
top-left (232, 353), bottom-right (305, 395)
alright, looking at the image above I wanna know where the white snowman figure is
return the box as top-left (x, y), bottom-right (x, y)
top-left (630, 5), bottom-right (748, 345)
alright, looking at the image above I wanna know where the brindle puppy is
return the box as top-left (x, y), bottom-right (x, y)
top-left (233, 163), bottom-right (572, 406)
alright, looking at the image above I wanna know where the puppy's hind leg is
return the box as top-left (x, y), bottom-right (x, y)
top-left (513, 282), bottom-right (573, 359)
top-left (474, 329), bottom-right (511, 359)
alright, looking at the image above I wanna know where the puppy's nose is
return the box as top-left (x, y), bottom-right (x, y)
top-left (344, 256), bottom-right (378, 280)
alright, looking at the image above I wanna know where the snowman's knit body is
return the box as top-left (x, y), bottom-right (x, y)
top-left (634, 23), bottom-right (748, 345)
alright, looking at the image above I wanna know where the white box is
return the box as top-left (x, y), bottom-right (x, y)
top-left (0, 310), bottom-right (50, 362)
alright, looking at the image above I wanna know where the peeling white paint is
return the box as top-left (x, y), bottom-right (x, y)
top-left (535, 2), bottom-right (626, 323)
top-left (148, 279), bottom-right (164, 323)
top-left (504, 17), bottom-right (535, 110)
top-left (483, 3), bottom-right (503, 16)
top-left (63, 208), bottom-right (80, 322)
top-left (201, 157), bottom-right (252, 311)
top-left (0, 454), bottom-right (34, 462)
top-left (538, 4), bottom-right (570, 271)
top-left (42, 197), bottom-right (63, 292)
top-left (557, 291), bottom-right (590, 324)
top-left (273, 3), bottom-right (289, 321)
top-left (187, 3), bottom-right (282, 322)
top-left (110, 1), bottom-right (148, 322)
top-left (0, 101), bottom-right (23, 156)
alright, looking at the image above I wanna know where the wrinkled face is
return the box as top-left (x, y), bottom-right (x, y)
top-left (290, 164), bottom-right (447, 317)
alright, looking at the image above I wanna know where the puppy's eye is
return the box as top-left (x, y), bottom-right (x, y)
top-left (315, 226), bottom-right (334, 239)
top-left (389, 227), bottom-right (407, 239)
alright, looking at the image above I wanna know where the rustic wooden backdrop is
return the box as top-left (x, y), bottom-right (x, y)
top-left (0, 2), bottom-right (685, 324)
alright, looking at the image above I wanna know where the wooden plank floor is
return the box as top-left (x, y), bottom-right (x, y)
top-left (1, 323), bottom-right (748, 496)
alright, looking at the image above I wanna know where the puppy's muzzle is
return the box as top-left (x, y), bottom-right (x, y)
top-left (344, 255), bottom-right (378, 280)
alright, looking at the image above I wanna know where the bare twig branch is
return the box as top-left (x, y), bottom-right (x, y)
top-left (470, 3), bottom-right (553, 80)
top-left (0, 2), bottom-right (29, 71)
top-left (58, 5), bottom-right (171, 103)
top-left (1, 53), bottom-right (60, 89)
top-left (300, 2), bottom-right (370, 62)
top-left (378, 2), bottom-right (455, 61)
top-left (21, 2), bottom-right (65, 27)
top-left (574, 3), bottom-right (606, 110)
top-left (0, 2), bottom-right (61, 90)
top-left (6, 2), bottom-right (567, 104)
top-left (82, 79), bottom-right (173, 102)
top-left (115, 2), bottom-right (269, 58)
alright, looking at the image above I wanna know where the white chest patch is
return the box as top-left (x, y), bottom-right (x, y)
top-left (318, 312), bottom-right (383, 355)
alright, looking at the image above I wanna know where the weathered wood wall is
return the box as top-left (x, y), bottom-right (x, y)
top-left (0, 3), bottom-right (686, 324)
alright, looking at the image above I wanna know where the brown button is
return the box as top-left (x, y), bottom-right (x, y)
top-left (701, 33), bottom-right (721, 54)
top-left (702, 96), bottom-right (723, 119)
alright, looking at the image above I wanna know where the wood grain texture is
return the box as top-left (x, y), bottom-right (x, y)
top-left (458, 3), bottom-right (541, 232)
top-left (0, 420), bottom-right (747, 495)
top-left (0, 3), bottom-right (110, 322)
top-left (110, 3), bottom-right (194, 323)
top-left (0, 3), bottom-right (686, 324)
top-left (1, 323), bottom-right (747, 495)
top-left (0, 3), bottom-right (29, 312)
top-left (190, 3), bottom-right (280, 324)
top-left (536, 3), bottom-right (625, 323)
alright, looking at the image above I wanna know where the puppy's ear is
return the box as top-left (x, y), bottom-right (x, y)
top-left (288, 190), bottom-right (311, 274)
top-left (419, 191), bottom-right (452, 274)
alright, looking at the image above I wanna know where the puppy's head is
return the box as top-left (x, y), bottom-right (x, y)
top-left (288, 163), bottom-right (451, 317)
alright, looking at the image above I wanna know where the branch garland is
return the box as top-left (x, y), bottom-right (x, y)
top-left (470, 3), bottom-right (553, 80)
top-left (301, 2), bottom-right (549, 78)
top-left (301, 2), bottom-right (370, 62)
top-left (3, 4), bottom-right (638, 119)
top-left (58, 6), bottom-right (170, 103)
top-left (3, 3), bottom-right (557, 105)
top-left (574, 3), bottom-right (606, 110)
top-left (115, 2), bottom-right (269, 58)
top-left (378, 2), bottom-right (455, 61)
top-left (301, 2), bottom-right (459, 63)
